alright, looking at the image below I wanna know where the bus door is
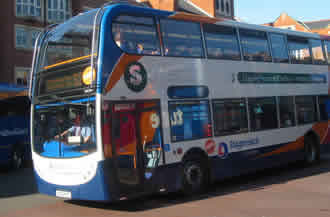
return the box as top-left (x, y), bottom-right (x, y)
top-left (111, 102), bottom-right (163, 197)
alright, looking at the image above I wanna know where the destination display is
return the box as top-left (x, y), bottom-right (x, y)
top-left (237, 72), bottom-right (327, 84)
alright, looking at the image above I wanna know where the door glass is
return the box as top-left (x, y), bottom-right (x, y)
top-left (113, 104), bottom-right (139, 186)
top-left (138, 103), bottom-right (162, 170)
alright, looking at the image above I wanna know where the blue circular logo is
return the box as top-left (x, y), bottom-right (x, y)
top-left (218, 142), bottom-right (229, 159)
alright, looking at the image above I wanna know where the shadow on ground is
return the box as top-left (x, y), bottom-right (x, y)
top-left (68, 155), bottom-right (330, 212)
top-left (0, 167), bottom-right (37, 198)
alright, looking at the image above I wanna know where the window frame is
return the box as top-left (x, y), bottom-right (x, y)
top-left (203, 23), bottom-right (241, 61)
top-left (239, 28), bottom-right (272, 62)
top-left (159, 18), bottom-right (204, 59)
top-left (287, 36), bottom-right (313, 65)
top-left (112, 14), bottom-right (162, 57)
top-left (212, 98), bottom-right (248, 136)
top-left (269, 32), bottom-right (290, 63)
top-left (168, 100), bottom-right (212, 143)
top-left (15, 0), bottom-right (42, 20)
top-left (309, 39), bottom-right (327, 65)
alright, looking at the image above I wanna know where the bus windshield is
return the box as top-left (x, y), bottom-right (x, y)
top-left (33, 102), bottom-right (96, 158)
top-left (37, 10), bottom-right (98, 71)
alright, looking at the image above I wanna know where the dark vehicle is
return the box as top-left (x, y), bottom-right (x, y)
top-left (0, 84), bottom-right (30, 170)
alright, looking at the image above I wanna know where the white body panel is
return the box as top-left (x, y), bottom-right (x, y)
top-left (104, 56), bottom-right (328, 164)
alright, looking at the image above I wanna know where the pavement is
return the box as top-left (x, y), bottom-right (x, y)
top-left (2, 155), bottom-right (330, 217)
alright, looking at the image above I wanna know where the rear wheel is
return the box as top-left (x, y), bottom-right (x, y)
top-left (182, 157), bottom-right (208, 195)
top-left (304, 136), bottom-right (319, 165)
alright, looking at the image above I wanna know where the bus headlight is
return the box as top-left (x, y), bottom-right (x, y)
top-left (82, 66), bottom-right (96, 85)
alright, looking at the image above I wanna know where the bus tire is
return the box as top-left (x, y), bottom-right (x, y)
top-left (10, 146), bottom-right (24, 170)
top-left (182, 157), bottom-right (208, 196)
top-left (304, 136), bottom-right (320, 166)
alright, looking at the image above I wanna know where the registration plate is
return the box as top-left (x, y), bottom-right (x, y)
top-left (56, 190), bottom-right (72, 199)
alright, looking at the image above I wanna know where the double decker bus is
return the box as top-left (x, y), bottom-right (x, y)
top-left (30, 2), bottom-right (330, 201)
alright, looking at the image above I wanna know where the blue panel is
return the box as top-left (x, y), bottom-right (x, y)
top-left (167, 86), bottom-right (209, 99)
top-left (34, 161), bottom-right (111, 201)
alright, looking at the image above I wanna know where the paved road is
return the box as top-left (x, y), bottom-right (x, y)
top-left (2, 155), bottom-right (330, 217)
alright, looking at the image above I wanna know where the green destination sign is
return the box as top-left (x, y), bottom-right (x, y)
top-left (237, 72), bottom-right (327, 84)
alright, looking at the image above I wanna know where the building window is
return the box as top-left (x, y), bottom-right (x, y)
top-left (169, 100), bottom-right (212, 142)
top-left (16, 0), bottom-right (42, 18)
top-left (48, 0), bottom-right (71, 23)
top-left (213, 99), bottom-right (248, 136)
top-left (225, 1), bottom-right (230, 14)
top-left (221, 0), bottom-right (224, 12)
top-left (248, 97), bottom-right (278, 131)
top-left (270, 33), bottom-right (289, 63)
top-left (15, 25), bottom-right (42, 50)
top-left (15, 67), bottom-right (30, 86)
top-left (310, 39), bottom-right (326, 65)
top-left (203, 24), bottom-right (241, 60)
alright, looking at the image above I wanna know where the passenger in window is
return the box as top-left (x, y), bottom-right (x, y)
top-left (137, 43), bottom-right (144, 54)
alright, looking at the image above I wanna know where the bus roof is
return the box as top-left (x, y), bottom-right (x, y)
top-left (102, 3), bottom-right (323, 40)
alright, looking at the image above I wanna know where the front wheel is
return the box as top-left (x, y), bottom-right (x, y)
top-left (182, 159), bottom-right (208, 195)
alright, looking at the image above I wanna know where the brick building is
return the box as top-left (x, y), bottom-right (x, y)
top-left (0, 0), bottom-right (234, 86)
top-left (264, 12), bottom-right (330, 36)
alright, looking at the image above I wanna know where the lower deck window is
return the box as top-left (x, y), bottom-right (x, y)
top-left (169, 100), bottom-right (211, 142)
top-left (319, 95), bottom-right (330, 121)
top-left (248, 97), bottom-right (278, 131)
top-left (213, 98), bottom-right (248, 136)
top-left (296, 96), bottom-right (317, 124)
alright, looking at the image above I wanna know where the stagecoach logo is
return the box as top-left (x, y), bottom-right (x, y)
top-left (124, 62), bottom-right (147, 92)
top-left (218, 142), bottom-right (229, 159)
top-left (205, 139), bottom-right (216, 155)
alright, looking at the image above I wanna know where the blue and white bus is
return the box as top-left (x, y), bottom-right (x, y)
top-left (30, 2), bottom-right (330, 201)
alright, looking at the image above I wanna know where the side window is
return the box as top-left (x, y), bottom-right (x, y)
top-left (270, 33), bottom-right (289, 63)
top-left (248, 97), bottom-right (278, 131)
top-left (325, 40), bottom-right (330, 63)
top-left (203, 24), bottom-right (241, 60)
top-left (287, 36), bottom-right (312, 64)
top-left (295, 96), bottom-right (317, 124)
top-left (213, 99), bottom-right (248, 136)
top-left (169, 100), bottom-right (212, 142)
top-left (160, 19), bottom-right (203, 58)
top-left (319, 95), bottom-right (330, 121)
top-left (112, 15), bottom-right (160, 55)
top-left (310, 39), bottom-right (326, 64)
top-left (239, 29), bottom-right (272, 62)
top-left (278, 96), bottom-right (295, 128)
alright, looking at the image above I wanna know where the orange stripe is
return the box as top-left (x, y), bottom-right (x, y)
top-left (105, 54), bottom-right (142, 93)
top-left (312, 122), bottom-right (329, 144)
top-left (170, 12), bottom-right (224, 24)
top-left (43, 54), bottom-right (94, 70)
top-left (259, 137), bottom-right (305, 158)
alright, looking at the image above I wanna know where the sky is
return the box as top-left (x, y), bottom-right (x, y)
top-left (236, 0), bottom-right (330, 24)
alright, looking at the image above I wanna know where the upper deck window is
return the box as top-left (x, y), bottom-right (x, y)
top-left (112, 15), bottom-right (160, 55)
top-left (310, 39), bottom-right (326, 65)
top-left (239, 29), bottom-right (272, 62)
top-left (269, 33), bottom-right (289, 63)
top-left (287, 36), bottom-right (312, 64)
top-left (203, 24), bottom-right (241, 60)
top-left (324, 40), bottom-right (330, 63)
top-left (160, 19), bottom-right (203, 58)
